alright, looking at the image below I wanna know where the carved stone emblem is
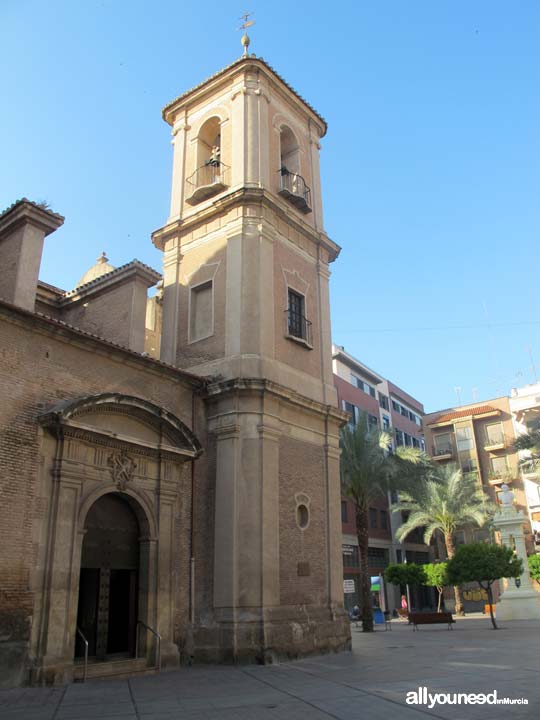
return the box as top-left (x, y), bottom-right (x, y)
top-left (107, 450), bottom-right (136, 490)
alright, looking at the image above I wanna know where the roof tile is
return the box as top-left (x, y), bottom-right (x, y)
top-left (430, 405), bottom-right (500, 425)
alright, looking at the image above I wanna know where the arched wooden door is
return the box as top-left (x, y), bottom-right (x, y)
top-left (75, 493), bottom-right (139, 659)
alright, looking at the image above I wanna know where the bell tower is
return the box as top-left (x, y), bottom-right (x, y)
top-left (153, 47), bottom-right (350, 661)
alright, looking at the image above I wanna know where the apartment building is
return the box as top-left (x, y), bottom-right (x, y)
top-left (424, 397), bottom-right (533, 552)
top-left (510, 383), bottom-right (540, 553)
top-left (332, 345), bottom-right (433, 614)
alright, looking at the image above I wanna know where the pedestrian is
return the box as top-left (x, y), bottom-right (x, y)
top-left (401, 594), bottom-right (408, 611)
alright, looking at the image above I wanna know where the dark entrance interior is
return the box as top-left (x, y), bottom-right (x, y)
top-left (75, 493), bottom-right (139, 659)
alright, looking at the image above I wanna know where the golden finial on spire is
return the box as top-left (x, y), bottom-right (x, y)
top-left (238, 11), bottom-right (255, 57)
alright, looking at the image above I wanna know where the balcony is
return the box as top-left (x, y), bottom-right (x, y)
top-left (284, 309), bottom-right (313, 348)
top-left (185, 162), bottom-right (230, 205)
top-left (432, 446), bottom-right (453, 460)
top-left (520, 458), bottom-right (540, 477)
top-left (484, 432), bottom-right (506, 452)
top-left (278, 168), bottom-right (312, 214)
top-left (488, 471), bottom-right (514, 486)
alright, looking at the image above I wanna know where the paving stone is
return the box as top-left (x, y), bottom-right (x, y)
top-left (2, 617), bottom-right (539, 719)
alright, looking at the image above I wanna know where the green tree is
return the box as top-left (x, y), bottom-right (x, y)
top-left (423, 562), bottom-right (449, 612)
top-left (340, 413), bottom-right (428, 632)
top-left (392, 464), bottom-right (494, 615)
top-left (384, 563), bottom-right (425, 611)
top-left (384, 562), bottom-right (426, 589)
top-left (528, 554), bottom-right (540, 583)
top-left (447, 543), bottom-right (522, 629)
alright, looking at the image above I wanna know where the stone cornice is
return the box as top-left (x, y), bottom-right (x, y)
top-left (152, 186), bottom-right (341, 263)
top-left (162, 56), bottom-right (326, 137)
top-left (40, 393), bottom-right (203, 462)
top-left (57, 426), bottom-right (195, 462)
top-left (0, 198), bottom-right (64, 237)
top-left (205, 376), bottom-right (346, 424)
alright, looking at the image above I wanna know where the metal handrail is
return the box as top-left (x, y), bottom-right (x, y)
top-left (185, 162), bottom-right (230, 190)
top-left (484, 432), bottom-right (505, 447)
top-left (432, 446), bottom-right (453, 456)
top-left (278, 168), bottom-right (311, 208)
top-left (135, 620), bottom-right (161, 672)
top-left (76, 626), bottom-right (88, 683)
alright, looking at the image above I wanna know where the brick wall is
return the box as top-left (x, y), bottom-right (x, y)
top-left (0, 304), bottom-right (203, 660)
top-left (278, 436), bottom-right (327, 606)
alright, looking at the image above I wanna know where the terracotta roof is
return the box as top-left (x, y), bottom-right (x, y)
top-left (37, 280), bottom-right (66, 295)
top-left (63, 259), bottom-right (161, 297)
top-left (429, 405), bottom-right (500, 425)
top-left (162, 55), bottom-right (327, 133)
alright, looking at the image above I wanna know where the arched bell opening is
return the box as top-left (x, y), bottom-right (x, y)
top-left (186, 116), bottom-right (229, 204)
top-left (197, 116), bottom-right (222, 169)
top-left (279, 125), bottom-right (300, 175)
top-left (278, 125), bottom-right (311, 213)
top-left (75, 492), bottom-right (147, 661)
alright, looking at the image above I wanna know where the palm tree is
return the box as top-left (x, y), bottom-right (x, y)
top-left (392, 464), bottom-right (494, 615)
top-left (340, 414), bottom-right (428, 632)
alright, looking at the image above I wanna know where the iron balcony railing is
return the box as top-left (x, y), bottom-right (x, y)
top-left (285, 308), bottom-right (313, 346)
top-left (488, 470), bottom-right (514, 484)
top-left (278, 168), bottom-right (312, 213)
top-left (484, 431), bottom-right (505, 447)
top-left (432, 445), bottom-right (453, 456)
top-left (185, 162), bottom-right (230, 204)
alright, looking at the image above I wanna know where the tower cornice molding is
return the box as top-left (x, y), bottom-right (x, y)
top-left (204, 376), bottom-right (347, 425)
top-left (152, 187), bottom-right (340, 262)
top-left (162, 56), bottom-right (326, 138)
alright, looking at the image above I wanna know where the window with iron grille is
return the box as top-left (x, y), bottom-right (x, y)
top-left (287, 288), bottom-right (310, 342)
top-left (368, 547), bottom-right (389, 568)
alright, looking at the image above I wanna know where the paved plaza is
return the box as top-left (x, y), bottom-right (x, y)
top-left (1, 617), bottom-right (537, 720)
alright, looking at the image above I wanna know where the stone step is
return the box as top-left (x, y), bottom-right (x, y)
top-left (73, 657), bottom-right (156, 681)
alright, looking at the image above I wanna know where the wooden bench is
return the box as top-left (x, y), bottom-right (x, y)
top-left (408, 612), bottom-right (455, 630)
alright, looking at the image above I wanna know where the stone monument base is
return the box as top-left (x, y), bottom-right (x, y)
top-left (496, 589), bottom-right (540, 621)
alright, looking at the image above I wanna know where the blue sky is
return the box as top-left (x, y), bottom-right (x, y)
top-left (1, 1), bottom-right (539, 412)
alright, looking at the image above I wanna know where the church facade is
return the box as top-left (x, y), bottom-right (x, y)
top-left (0, 54), bottom-right (351, 688)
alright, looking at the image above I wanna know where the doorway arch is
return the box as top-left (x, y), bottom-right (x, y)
top-left (75, 492), bottom-right (147, 660)
top-left (34, 392), bottom-right (202, 684)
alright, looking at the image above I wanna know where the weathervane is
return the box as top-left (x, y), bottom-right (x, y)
top-left (238, 11), bottom-right (255, 56)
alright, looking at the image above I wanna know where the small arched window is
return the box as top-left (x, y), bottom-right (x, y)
top-left (296, 503), bottom-right (309, 530)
